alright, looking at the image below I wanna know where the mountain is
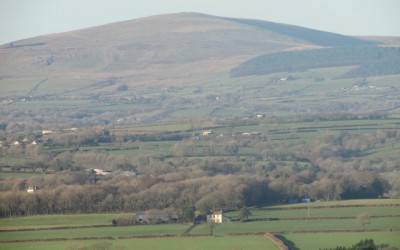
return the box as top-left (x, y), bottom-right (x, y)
top-left (0, 13), bottom-right (385, 96)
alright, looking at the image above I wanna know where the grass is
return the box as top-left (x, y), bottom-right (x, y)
top-left (1, 156), bottom-right (30, 165)
top-left (0, 171), bottom-right (40, 179)
top-left (190, 217), bottom-right (400, 235)
top-left (281, 232), bottom-right (400, 250)
top-left (171, 107), bottom-right (217, 118)
top-left (31, 77), bottom-right (102, 95)
top-left (0, 213), bottom-right (123, 230)
top-left (268, 199), bottom-right (400, 209)
top-left (0, 199), bottom-right (398, 249)
top-left (3, 99), bottom-right (92, 111)
top-left (0, 224), bottom-right (189, 241)
top-left (0, 236), bottom-right (279, 250)
top-left (0, 78), bottom-right (42, 96)
top-left (225, 206), bottom-right (400, 219)
top-left (112, 122), bottom-right (198, 133)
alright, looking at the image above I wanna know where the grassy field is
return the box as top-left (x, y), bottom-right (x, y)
top-left (281, 232), bottom-right (400, 250)
top-left (0, 235), bottom-right (279, 250)
top-left (225, 206), bottom-right (400, 219)
top-left (268, 199), bottom-right (400, 208)
top-left (1, 156), bottom-right (30, 165)
top-left (0, 213), bottom-right (123, 230)
top-left (0, 224), bottom-right (189, 241)
top-left (189, 217), bottom-right (399, 235)
top-left (0, 200), bottom-right (398, 249)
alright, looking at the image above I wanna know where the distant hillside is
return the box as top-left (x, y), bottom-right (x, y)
top-left (225, 18), bottom-right (380, 47)
top-left (0, 13), bottom-right (384, 95)
top-left (231, 46), bottom-right (400, 77)
top-left (0, 13), bottom-right (307, 80)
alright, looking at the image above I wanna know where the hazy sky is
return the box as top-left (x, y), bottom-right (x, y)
top-left (1, 0), bottom-right (399, 45)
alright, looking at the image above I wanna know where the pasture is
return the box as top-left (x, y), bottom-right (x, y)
top-left (281, 232), bottom-right (400, 250)
top-left (0, 235), bottom-right (278, 250)
top-left (0, 199), bottom-right (398, 249)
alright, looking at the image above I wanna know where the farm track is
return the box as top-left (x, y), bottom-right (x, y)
top-left (1, 229), bottom-right (399, 244)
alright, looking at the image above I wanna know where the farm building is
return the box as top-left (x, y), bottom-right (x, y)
top-left (202, 130), bottom-right (213, 136)
top-left (27, 186), bottom-right (37, 193)
top-left (207, 210), bottom-right (224, 223)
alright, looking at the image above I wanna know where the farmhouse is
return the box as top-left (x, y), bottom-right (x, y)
top-left (27, 186), bottom-right (37, 193)
top-left (93, 168), bottom-right (111, 176)
top-left (207, 209), bottom-right (223, 223)
top-left (202, 130), bottom-right (213, 136)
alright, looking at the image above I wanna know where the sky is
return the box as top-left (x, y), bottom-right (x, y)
top-left (0, 0), bottom-right (399, 45)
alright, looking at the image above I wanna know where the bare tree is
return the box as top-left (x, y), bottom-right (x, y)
top-left (357, 213), bottom-right (370, 231)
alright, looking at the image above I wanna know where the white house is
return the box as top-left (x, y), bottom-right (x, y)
top-left (202, 130), bottom-right (212, 136)
top-left (207, 210), bottom-right (223, 223)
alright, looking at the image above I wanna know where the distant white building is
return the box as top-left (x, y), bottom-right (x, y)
top-left (207, 210), bottom-right (223, 223)
top-left (93, 169), bottom-right (110, 176)
top-left (202, 130), bottom-right (212, 136)
top-left (42, 130), bottom-right (53, 135)
top-left (27, 186), bottom-right (37, 193)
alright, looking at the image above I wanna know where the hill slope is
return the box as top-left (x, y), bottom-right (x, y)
top-left (0, 13), bottom-right (306, 80)
top-left (0, 12), bottom-right (380, 94)
top-left (225, 17), bottom-right (379, 47)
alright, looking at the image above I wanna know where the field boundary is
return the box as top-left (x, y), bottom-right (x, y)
top-left (265, 233), bottom-right (289, 250)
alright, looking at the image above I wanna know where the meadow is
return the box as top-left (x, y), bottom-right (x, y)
top-left (0, 199), bottom-right (398, 249)
top-left (0, 235), bottom-right (278, 250)
top-left (281, 232), bottom-right (400, 250)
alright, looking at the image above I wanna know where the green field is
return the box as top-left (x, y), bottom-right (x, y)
top-left (281, 232), bottom-right (400, 250)
top-left (225, 206), bottom-right (400, 219)
top-left (0, 213), bottom-right (120, 230)
top-left (0, 236), bottom-right (278, 250)
top-left (0, 200), bottom-right (399, 249)
top-left (0, 224), bottom-right (189, 241)
top-left (189, 217), bottom-right (399, 235)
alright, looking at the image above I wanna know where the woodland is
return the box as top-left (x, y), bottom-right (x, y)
top-left (0, 113), bottom-right (398, 218)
